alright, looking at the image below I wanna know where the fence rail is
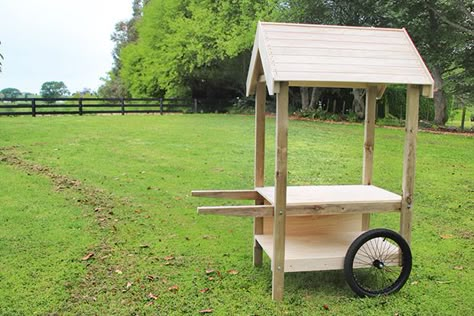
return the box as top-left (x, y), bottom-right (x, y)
top-left (0, 97), bottom-right (198, 116)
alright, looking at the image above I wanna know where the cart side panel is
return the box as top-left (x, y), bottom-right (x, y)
top-left (262, 214), bottom-right (363, 235)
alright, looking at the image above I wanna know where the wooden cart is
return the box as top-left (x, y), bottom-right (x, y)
top-left (193, 22), bottom-right (434, 301)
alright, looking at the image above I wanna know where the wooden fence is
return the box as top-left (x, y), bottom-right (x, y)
top-left (0, 98), bottom-right (198, 116)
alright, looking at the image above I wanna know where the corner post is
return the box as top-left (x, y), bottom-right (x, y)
top-left (272, 81), bottom-right (289, 301)
top-left (400, 84), bottom-right (420, 245)
top-left (362, 85), bottom-right (377, 230)
top-left (253, 81), bottom-right (266, 267)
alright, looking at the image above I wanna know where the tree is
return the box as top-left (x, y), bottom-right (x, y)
top-left (119, 0), bottom-right (275, 98)
top-left (97, 72), bottom-right (130, 98)
top-left (0, 88), bottom-right (21, 99)
top-left (40, 81), bottom-right (70, 99)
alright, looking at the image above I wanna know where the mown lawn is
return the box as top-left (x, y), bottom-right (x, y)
top-left (0, 114), bottom-right (472, 315)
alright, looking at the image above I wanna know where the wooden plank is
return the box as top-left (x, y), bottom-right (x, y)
top-left (197, 200), bottom-right (399, 218)
top-left (400, 84), bottom-right (420, 245)
top-left (362, 86), bottom-right (377, 230)
top-left (198, 205), bottom-right (273, 217)
top-left (287, 202), bottom-right (400, 216)
top-left (258, 24), bottom-right (276, 95)
top-left (264, 31), bottom-right (408, 44)
top-left (272, 81), bottom-right (289, 301)
top-left (261, 22), bottom-right (405, 38)
top-left (254, 81), bottom-right (267, 267)
top-left (255, 232), bottom-right (400, 272)
top-left (402, 29), bottom-right (435, 91)
top-left (267, 38), bottom-right (412, 52)
top-left (274, 54), bottom-right (419, 65)
top-left (274, 60), bottom-right (422, 70)
top-left (191, 190), bottom-right (258, 200)
top-left (263, 214), bottom-right (363, 236)
top-left (256, 185), bottom-right (402, 206)
top-left (377, 85), bottom-right (387, 99)
top-left (422, 84), bottom-right (434, 98)
top-left (274, 72), bottom-right (431, 85)
top-left (289, 81), bottom-right (368, 89)
top-left (271, 47), bottom-right (416, 59)
top-left (246, 31), bottom-right (262, 96)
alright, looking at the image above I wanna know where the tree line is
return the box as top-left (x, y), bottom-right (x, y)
top-left (100, 0), bottom-right (472, 125)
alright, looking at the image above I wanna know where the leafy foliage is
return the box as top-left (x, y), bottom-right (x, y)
top-left (97, 72), bottom-right (130, 98)
top-left (1, 87), bottom-right (22, 99)
top-left (110, 0), bottom-right (473, 124)
top-left (120, 0), bottom-right (275, 98)
top-left (40, 81), bottom-right (70, 99)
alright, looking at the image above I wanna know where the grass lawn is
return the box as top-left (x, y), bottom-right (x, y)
top-left (0, 114), bottom-right (472, 315)
top-left (446, 107), bottom-right (473, 129)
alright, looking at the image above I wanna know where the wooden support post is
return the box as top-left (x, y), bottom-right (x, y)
top-left (400, 85), bottom-right (420, 245)
top-left (194, 98), bottom-right (198, 113)
top-left (254, 81), bottom-right (266, 267)
top-left (120, 98), bottom-right (125, 115)
top-left (78, 98), bottom-right (83, 116)
top-left (160, 98), bottom-right (164, 115)
top-left (362, 85), bottom-right (377, 230)
top-left (31, 99), bottom-right (36, 117)
top-left (272, 81), bottom-right (289, 301)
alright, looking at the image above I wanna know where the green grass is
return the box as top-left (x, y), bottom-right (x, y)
top-left (0, 114), bottom-right (472, 315)
top-left (446, 107), bottom-right (473, 129)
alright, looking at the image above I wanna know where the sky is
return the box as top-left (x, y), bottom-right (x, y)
top-left (0, 0), bottom-right (133, 94)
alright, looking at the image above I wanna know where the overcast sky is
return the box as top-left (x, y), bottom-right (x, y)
top-left (0, 0), bottom-right (132, 94)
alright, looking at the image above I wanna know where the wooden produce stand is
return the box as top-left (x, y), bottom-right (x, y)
top-left (193, 22), bottom-right (434, 301)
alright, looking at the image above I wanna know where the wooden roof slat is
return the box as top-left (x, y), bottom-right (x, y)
top-left (276, 72), bottom-right (429, 85)
top-left (265, 32), bottom-right (407, 44)
top-left (274, 56), bottom-right (421, 67)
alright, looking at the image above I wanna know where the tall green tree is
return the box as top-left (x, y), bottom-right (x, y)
top-left (389, 0), bottom-right (473, 125)
top-left (120, 0), bottom-right (275, 98)
top-left (40, 81), bottom-right (70, 99)
top-left (0, 88), bottom-right (21, 99)
top-left (277, 0), bottom-right (473, 124)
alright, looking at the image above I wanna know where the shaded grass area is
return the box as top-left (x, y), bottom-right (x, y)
top-left (0, 114), bottom-right (472, 315)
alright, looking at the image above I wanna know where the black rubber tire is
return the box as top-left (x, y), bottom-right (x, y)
top-left (344, 228), bottom-right (412, 297)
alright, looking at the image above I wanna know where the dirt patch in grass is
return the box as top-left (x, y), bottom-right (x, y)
top-left (0, 146), bottom-right (130, 309)
top-left (0, 146), bottom-right (118, 227)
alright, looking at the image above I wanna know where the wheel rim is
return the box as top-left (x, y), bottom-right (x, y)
top-left (351, 236), bottom-right (405, 295)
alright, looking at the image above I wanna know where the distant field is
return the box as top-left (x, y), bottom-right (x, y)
top-left (0, 114), bottom-right (472, 315)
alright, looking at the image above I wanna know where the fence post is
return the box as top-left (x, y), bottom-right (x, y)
top-left (121, 98), bottom-right (125, 115)
top-left (79, 98), bottom-right (83, 116)
top-left (194, 98), bottom-right (198, 113)
top-left (160, 98), bottom-right (163, 115)
top-left (32, 99), bottom-right (36, 117)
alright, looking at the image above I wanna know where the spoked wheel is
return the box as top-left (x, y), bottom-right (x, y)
top-left (344, 229), bottom-right (412, 297)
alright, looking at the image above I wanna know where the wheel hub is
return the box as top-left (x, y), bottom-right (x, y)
top-left (373, 259), bottom-right (385, 269)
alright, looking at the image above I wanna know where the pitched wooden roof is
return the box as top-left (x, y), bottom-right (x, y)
top-left (246, 22), bottom-right (434, 97)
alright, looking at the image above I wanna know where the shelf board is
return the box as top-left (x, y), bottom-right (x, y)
top-left (255, 232), bottom-right (400, 272)
top-left (256, 185), bottom-right (401, 206)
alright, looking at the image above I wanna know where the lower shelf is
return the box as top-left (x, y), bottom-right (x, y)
top-left (255, 232), bottom-right (361, 272)
top-left (255, 232), bottom-right (401, 272)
